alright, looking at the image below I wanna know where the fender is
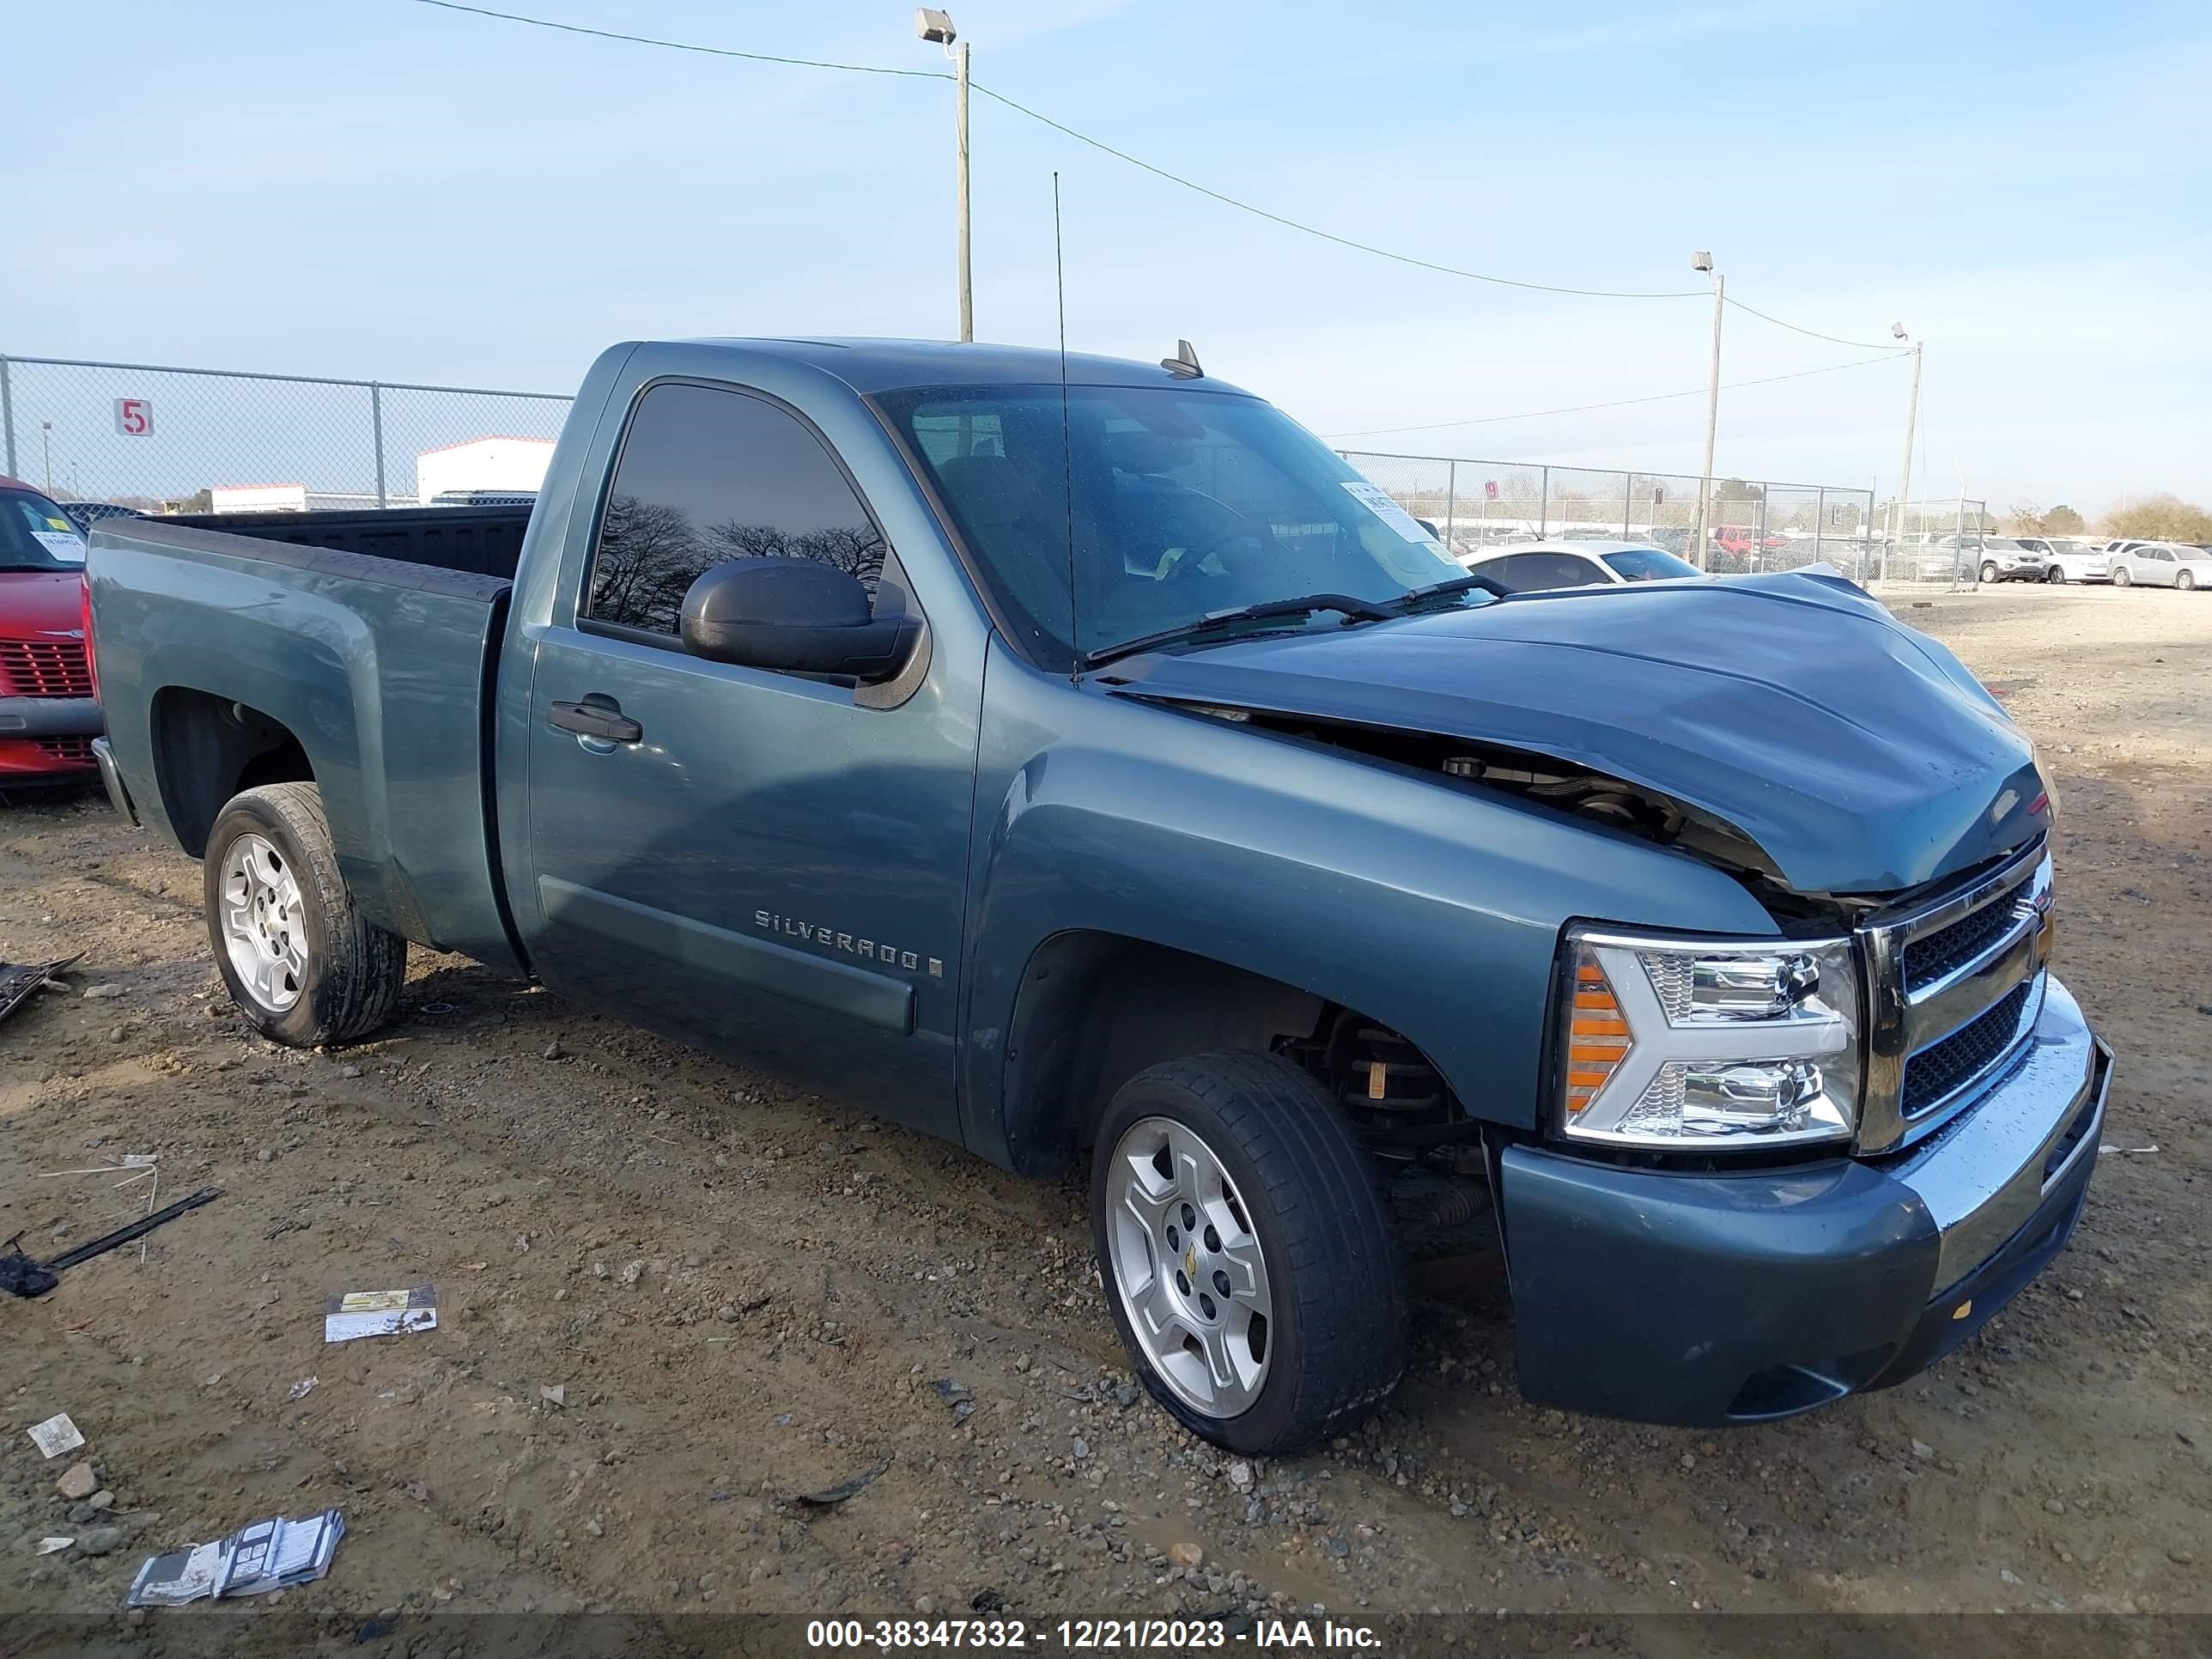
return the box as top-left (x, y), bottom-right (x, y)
top-left (956, 644), bottom-right (1780, 1167)
top-left (89, 535), bottom-right (518, 969)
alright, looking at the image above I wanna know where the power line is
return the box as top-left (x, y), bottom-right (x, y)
top-left (393, 0), bottom-right (1699, 301)
top-left (962, 83), bottom-right (1703, 301)
top-left (392, 0), bottom-right (1890, 331)
top-left (1723, 295), bottom-right (1894, 351)
top-left (398, 0), bottom-right (950, 77)
top-left (1324, 351), bottom-right (1911, 440)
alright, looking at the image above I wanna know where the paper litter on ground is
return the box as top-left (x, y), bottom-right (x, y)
top-left (127, 1508), bottom-right (346, 1607)
top-left (323, 1285), bottom-right (436, 1343)
top-left (27, 1413), bottom-right (85, 1458)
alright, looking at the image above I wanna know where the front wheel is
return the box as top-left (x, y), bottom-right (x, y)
top-left (1091, 1052), bottom-right (1406, 1454)
top-left (204, 782), bottom-right (407, 1047)
top-left (2112, 566), bottom-right (2131, 587)
top-left (2045, 565), bottom-right (2067, 584)
top-left (2179, 570), bottom-right (2197, 592)
top-left (1979, 561), bottom-right (1999, 585)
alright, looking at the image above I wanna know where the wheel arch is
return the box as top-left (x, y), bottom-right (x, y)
top-left (151, 688), bottom-right (314, 858)
top-left (994, 930), bottom-right (1468, 1177)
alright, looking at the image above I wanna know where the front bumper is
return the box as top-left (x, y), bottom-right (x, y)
top-left (0, 696), bottom-right (105, 739)
top-left (1499, 974), bottom-right (2108, 1425)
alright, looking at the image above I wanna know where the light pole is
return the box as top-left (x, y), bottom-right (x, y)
top-left (1690, 251), bottom-right (1723, 569)
top-left (1887, 323), bottom-right (1922, 584)
top-left (915, 9), bottom-right (971, 342)
top-left (40, 420), bottom-right (52, 495)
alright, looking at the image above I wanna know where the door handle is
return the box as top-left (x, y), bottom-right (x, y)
top-left (549, 696), bottom-right (642, 744)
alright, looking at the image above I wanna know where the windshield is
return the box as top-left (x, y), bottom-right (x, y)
top-left (1, 489), bottom-right (88, 572)
top-left (878, 385), bottom-right (1468, 667)
top-left (1981, 538), bottom-right (2027, 552)
top-left (1601, 547), bottom-right (1701, 581)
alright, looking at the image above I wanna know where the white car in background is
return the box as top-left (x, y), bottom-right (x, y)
top-left (2016, 537), bottom-right (2110, 583)
top-left (2106, 541), bottom-right (2210, 590)
top-left (1455, 538), bottom-right (1705, 592)
top-left (1963, 537), bottom-right (2046, 583)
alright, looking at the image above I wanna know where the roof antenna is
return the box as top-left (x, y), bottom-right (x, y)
top-left (1161, 338), bottom-right (1204, 379)
top-left (1055, 172), bottom-right (1078, 684)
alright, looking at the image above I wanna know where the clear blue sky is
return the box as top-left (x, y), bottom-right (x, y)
top-left (8, 0), bottom-right (2208, 513)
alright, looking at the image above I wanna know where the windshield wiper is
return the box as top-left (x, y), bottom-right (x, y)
top-left (1375, 572), bottom-right (1507, 613)
top-left (1081, 592), bottom-right (1392, 669)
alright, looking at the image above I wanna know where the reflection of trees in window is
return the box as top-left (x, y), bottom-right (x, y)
top-left (591, 495), bottom-right (714, 634)
top-left (591, 499), bottom-right (889, 634)
top-left (706, 520), bottom-right (886, 597)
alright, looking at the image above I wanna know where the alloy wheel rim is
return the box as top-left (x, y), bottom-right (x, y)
top-left (219, 833), bottom-right (308, 1012)
top-left (1103, 1115), bottom-right (1273, 1419)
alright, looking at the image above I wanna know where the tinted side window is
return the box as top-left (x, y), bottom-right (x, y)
top-left (1475, 556), bottom-right (1544, 592)
top-left (1491, 552), bottom-right (1603, 590)
top-left (586, 382), bottom-right (886, 637)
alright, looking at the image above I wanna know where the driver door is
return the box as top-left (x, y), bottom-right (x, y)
top-left (518, 380), bottom-right (976, 1137)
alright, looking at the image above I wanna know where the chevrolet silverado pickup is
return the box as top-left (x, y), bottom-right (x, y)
top-left (87, 338), bottom-right (2111, 1453)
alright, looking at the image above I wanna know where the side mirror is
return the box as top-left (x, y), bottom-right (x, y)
top-left (679, 557), bottom-right (921, 683)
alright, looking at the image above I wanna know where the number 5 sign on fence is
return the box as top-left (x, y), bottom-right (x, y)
top-left (113, 398), bottom-right (154, 436)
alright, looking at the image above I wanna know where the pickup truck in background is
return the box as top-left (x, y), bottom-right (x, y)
top-left (88, 338), bottom-right (2111, 1453)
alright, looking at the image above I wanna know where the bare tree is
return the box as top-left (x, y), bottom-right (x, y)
top-left (704, 520), bottom-right (887, 597)
top-left (592, 495), bottom-right (707, 632)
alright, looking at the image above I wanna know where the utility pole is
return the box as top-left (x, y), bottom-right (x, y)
top-left (915, 10), bottom-right (972, 342)
top-left (1690, 252), bottom-right (1722, 568)
top-left (956, 37), bottom-right (971, 342)
top-left (1888, 326), bottom-right (1922, 584)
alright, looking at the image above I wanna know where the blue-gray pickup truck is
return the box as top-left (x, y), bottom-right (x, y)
top-left (86, 338), bottom-right (2111, 1453)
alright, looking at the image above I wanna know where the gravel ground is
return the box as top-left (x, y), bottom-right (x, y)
top-left (1, 582), bottom-right (2207, 1651)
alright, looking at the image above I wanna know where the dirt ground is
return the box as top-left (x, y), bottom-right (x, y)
top-left (2, 583), bottom-right (2208, 1651)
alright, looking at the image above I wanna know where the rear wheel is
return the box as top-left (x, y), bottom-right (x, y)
top-left (204, 782), bottom-right (406, 1048)
top-left (1091, 1052), bottom-right (1405, 1454)
top-left (2112, 566), bottom-right (2131, 587)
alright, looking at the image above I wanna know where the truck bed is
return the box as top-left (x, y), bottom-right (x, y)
top-left (88, 512), bottom-right (524, 973)
top-left (161, 504), bottom-right (532, 582)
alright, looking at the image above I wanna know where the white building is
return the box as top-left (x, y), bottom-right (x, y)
top-left (210, 483), bottom-right (309, 514)
top-left (414, 435), bottom-right (556, 504)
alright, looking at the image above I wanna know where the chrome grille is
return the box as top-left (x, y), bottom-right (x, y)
top-left (1857, 841), bottom-right (2051, 1153)
top-left (0, 639), bottom-right (94, 698)
top-left (1904, 899), bottom-right (2023, 994)
top-left (1902, 980), bottom-right (2035, 1115)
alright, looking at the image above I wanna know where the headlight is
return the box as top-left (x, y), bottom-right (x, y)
top-left (1558, 927), bottom-right (1862, 1150)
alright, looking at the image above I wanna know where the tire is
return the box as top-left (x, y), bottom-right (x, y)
top-left (204, 782), bottom-right (406, 1047)
top-left (2045, 565), bottom-right (2066, 584)
top-left (2112, 566), bottom-right (2131, 588)
top-left (2180, 570), bottom-right (2197, 592)
top-left (1979, 562), bottom-right (1999, 585)
top-left (1090, 1051), bottom-right (1406, 1454)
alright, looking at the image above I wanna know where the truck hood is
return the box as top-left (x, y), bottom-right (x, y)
top-left (0, 569), bottom-right (88, 637)
top-left (1099, 571), bottom-right (2051, 896)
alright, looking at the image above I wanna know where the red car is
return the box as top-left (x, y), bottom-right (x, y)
top-left (1712, 525), bottom-right (1790, 559)
top-left (0, 476), bottom-right (102, 783)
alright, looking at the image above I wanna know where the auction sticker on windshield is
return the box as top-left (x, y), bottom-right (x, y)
top-left (33, 532), bottom-right (85, 562)
top-left (1340, 480), bottom-right (1439, 544)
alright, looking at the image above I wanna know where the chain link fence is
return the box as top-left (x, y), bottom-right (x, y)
top-left (0, 355), bottom-right (571, 511)
top-left (1340, 449), bottom-right (1885, 580)
top-left (4, 352), bottom-right (1963, 592)
top-left (1876, 497), bottom-right (1996, 586)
